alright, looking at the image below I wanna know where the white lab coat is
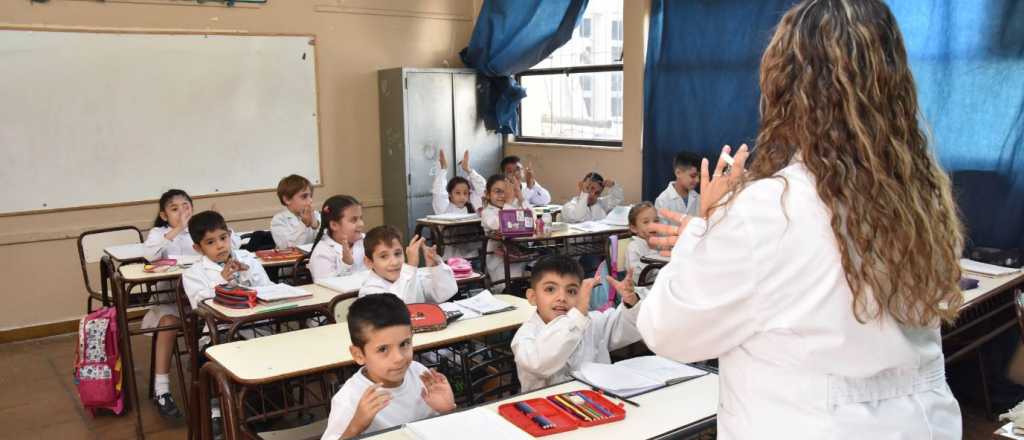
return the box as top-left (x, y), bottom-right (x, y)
top-left (654, 181), bottom-right (700, 223)
top-left (511, 302), bottom-right (643, 393)
top-left (308, 234), bottom-right (366, 281)
top-left (358, 260), bottom-right (458, 304)
top-left (521, 180), bottom-right (552, 206)
top-left (432, 165), bottom-right (487, 215)
top-left (638, 161), bottom-right (961, 439)
top-left (181, 253), bottom-right (272, 309)
top-left (271, 208), bottom-right (321, 249)
top-left (561, 184), bottom-right (625, 223)
top-left (480, 201), bottom-right (532, 285)
top-left (142, 226), bottom-right (242, 262)
top-left (626, 237), bottom-right (661, 284)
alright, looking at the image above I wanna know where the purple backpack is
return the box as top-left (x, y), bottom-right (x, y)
top-left (73, 307), bottom-right (125, 415)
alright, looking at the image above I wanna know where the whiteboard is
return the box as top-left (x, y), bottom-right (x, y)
top-left (0, 30), bottom-right (321, 214)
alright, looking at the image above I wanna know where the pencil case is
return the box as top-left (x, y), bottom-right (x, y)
top-left (255, 248), bottom-right (305, 261)
top-left (497, 389), bottom-right (626, 436)
top-left (214, 284), bottom-right (258, 309)
top-left (143, 259), bottom-right (177, 273)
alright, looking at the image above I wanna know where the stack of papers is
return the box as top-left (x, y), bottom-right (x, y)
top-left (600, 205), bottom-right (631, 226)
top-left (167, 254), bottom-right (201, 266)
top-left (315, 272), bottom-right (369, 293)
top-left (440, 290), bottom-right (515, 320)
top-left (254, 284), bottom-right (312, 303)
top-left (426, 212), bottom-right (480, 222)
top-left (960, 258), bottom-right (1021, 277)
top-left (573, 356), bottom-right (708, 398)
top-left (570, 221), bottom-right (614, 233)
top-left (407, 407), bottom-right (531, 440)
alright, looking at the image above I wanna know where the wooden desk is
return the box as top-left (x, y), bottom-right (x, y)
top-left (364, 374), bottom-right (719, 440)
top-left (195, 284), bottom-right (354, 345)
top-left (413, 217), bottom-right (486, 261)
top-left (489, 225), bottom-right (631, 286)
top-left (199, 295), bottom-right (534, 440)
top-left (104, 243), bottom-right (146, 264)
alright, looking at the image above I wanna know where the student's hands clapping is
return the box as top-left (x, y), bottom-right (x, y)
top-left (419, 369), bottom-right (456, 413)
top-left (606, 268), bottom-right (639, 307)
top-left (220, 257), bottom-right (249, 282)
top-left (507, 174), bottom-right (524, 203)
top-left (524, 163), bottom-right (535, 188)
top-left (346, 384), bottom-right (391, 437)
top-left (423, 244), bottom-right (439, 267)
top-left (406, 235), bottom-right (425, 266)
top-left (575, 272), bottom-right (601, 316)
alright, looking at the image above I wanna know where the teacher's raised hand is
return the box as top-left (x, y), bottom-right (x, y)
top-left (647, 144), bottom-right (751, 256)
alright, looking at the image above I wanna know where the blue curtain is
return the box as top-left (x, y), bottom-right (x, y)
top-left (461, 0), bottom-right (588, 134)
top-left (643, 0), bottom-right (1024, 250)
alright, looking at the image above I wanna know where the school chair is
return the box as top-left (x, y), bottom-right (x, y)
top-left (287, 256), bottom-right (312, 286)
top-left (77, 226), bottom-right (143, 313)
top-left (328, 294), bottom-right (357, 324)
top-left (110, 272), bottom-right (188, 440)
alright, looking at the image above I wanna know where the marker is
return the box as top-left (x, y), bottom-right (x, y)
top-left (514, 402), bottom-right (554, 430)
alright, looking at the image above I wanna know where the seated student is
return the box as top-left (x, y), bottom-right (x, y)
top-left (561, 172), bottom-right (625, 223)
top-left (182, 211), bottom-right (273, 310)
top-left (433, 150), bottom-right (487, 261)
top-left (271, 174), bottom-right (321, 249)
top-left (320, 294), bottom-right (456, 440)
top-left (501, 155), bottom-right (551, 206)
top-left (359, 225), bottom-right (458, 304)
top-left (511, 255), bottom-right (643, 392)
top-left (309, 195), bottom-right (366, 280)
top-left (626, 202), bottom-right (662, 284)
top-left (655, 152), bottom-right (701, 223)
top-left (480, 174), bottom-right (531, 289)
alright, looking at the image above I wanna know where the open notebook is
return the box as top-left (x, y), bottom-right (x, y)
top-left (407, 407), bottom-right (531, 440)
top-left (314, 272), bottom-right (369, 294)
top-left (439, 290), bottom-right (515, 320)
top-left (253, 284), bottom-right (312, 303)
top-left (573, 355), bottom-right (708, 398)
top-left (599, 205), bottom-right (631, 227)
top-left (960, 258), bottom-right (1021, 277)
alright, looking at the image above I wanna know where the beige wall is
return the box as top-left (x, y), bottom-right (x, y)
top-left (0, 0), bottom-right (476, 331)
top-left (0, 0), bottom-right (647, 333)
top-left (507, 0), bottom-right (647, 206)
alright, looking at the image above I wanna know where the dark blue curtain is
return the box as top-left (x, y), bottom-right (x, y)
top-left (461, 0), bottom-right (588, 134)
top-left (643, 0), bottom-right (1024, 250)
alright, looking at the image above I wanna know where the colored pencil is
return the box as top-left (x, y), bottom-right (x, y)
top-left (572, 391), bottom-right (613, 417)
top-left (551, 394), bottom-right (593, 421)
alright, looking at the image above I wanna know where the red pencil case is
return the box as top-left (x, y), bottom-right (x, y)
top-left (255, 248), bottom-right (305, 261)
top-left (497, 389), bottom-right (626, 436)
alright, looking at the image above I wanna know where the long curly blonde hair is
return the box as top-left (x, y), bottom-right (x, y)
top-left (748, 0), bottom-right (964, 325)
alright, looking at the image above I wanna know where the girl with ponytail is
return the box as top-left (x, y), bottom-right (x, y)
top-left (308, 195), bottom-right (366, 280)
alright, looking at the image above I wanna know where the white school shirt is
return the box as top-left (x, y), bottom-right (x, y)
top-left (181, 253), bottom-right (272, 309)
top-left (271, 208), bottom-right (322, 249)
top-left (432, 165), bottom-right (487, 215)
top-left (627, 237), bottom-right (661, 284)
top-left (309, 234), bottom-right (366, 281)
top-left (639, 161), bottom-right (960, 440)
top-left (480, 201), bottom-right (531, 283)
top-left (654, 182), bottom-right (700, 223)
top-left (511, 300), bottom-right (643, 393)
top-left (143, 226), bottom-right (241, 262)
top-left (521, 180), bottom-right (552, 206)
top-left (320, 362), bottom-right (437, 440)
top-left (358, 261), bottom-right (458, 304)
top-left (560, 184), bottom-right (625, 223)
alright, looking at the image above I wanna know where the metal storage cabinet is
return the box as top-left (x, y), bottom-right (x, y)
top-left (378, 68), bottom-right (503, 237)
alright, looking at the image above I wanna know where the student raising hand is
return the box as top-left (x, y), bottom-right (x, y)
top-left (406, 235), bottom-right (424, 266)
top-left (423, 244), bottom-right (439, 267)
top-left (460, 150), bottom-right (471, 174)
top-left (438, 148), bottom-right (448, 170)
top-left (524, 162), bottom-right (536, 188)
top-left (419, 369), bottom-right (456, 413)
top-left (339, 236), bottom-right (354, 266)
top-left (344, 384), bottom-right (392, 438)
top-left (575, 272), bottom-right (601, 316)
top-left (606, 268), bottom-right (639, 307)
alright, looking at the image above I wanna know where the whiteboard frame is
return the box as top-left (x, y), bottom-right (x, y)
top-left (0, 26), bottom-right (324, 217)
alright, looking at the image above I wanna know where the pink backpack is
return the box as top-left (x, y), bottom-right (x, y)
top-left (73, 307), bottom-right (125, 415)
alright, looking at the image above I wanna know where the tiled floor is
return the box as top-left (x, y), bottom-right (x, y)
top-left (0, 333), bottom-right (1007, 440)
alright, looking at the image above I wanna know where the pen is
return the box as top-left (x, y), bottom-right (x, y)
top-left (570, 374), bottom-right (640, 407)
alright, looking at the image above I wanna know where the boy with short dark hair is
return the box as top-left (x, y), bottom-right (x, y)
top-left (320, 294), bottom-right (456, 440)
top-left (655, 152), bottom-right (701, 223)
top-left (358, 225), bottom-right (458, 304)
top-left (511, 255), bottom-right (644, 392)
top-left (182, 211), bottom-right (272, 309)
top-left (271, 174), bottom-right (321, 248)
top-left (501, 155), bottom-right (551, 206)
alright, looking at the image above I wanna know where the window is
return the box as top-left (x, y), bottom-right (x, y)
top-left (517, 0), bottom-right (624, 146)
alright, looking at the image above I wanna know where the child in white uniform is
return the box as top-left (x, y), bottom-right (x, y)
top-left (358, 225), bottom-right (458, 304)
top-left (625, 202), bottom-right (662, 284)
top-left (271, 174), bottom-right (321, 249)
top-left (561, 172), bottom-right (625, 223)
top-left (654, 152), bottom-right (701, 224)
top-left (480, 174), bottom-right (532, 290)
top-left (309, 195), bottom-right (366, 281)
top-left (511, 255), bottom-right (643, 392)
top-left (181, 211), bottom-right (273, 310)
top-left (320, 294), bottom-right (456, 440)
top-left (431, 150), bottom-right (487, 260)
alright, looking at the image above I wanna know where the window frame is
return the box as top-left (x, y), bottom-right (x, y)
top-left (515, 63), bottom-right (625, 147)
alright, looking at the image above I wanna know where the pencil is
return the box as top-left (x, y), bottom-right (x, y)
top-left (572, 391), bottom-right (613, 417)
top-left (550, 395), bottom-right (592, 421)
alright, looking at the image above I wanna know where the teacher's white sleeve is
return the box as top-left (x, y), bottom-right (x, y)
top-left (638, 209), bottom-right (763, 363)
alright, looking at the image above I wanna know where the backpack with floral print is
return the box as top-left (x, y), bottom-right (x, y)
top-left (73, 307), bottom-right (124, 415)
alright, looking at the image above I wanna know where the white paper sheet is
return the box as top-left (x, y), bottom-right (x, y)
top-left (314, 272), bottom-right (369, 294)
top-left (407, 408), bottom-right (532, 440)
